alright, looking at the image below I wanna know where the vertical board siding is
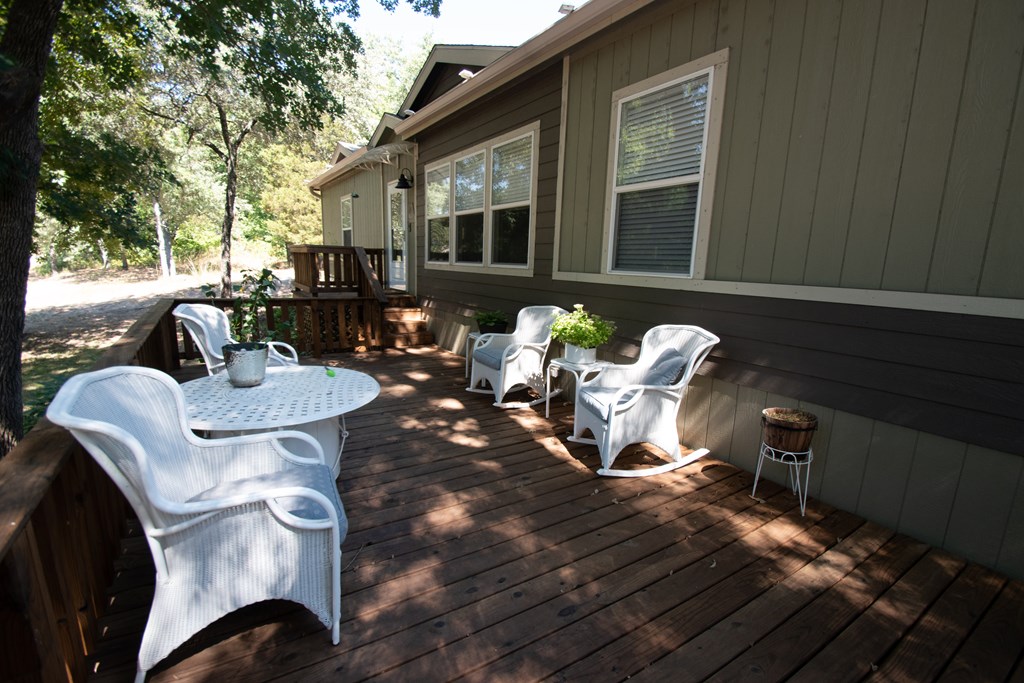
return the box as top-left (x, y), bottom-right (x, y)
top-left (944, 446), bottom-right (1024, 566)
top-left (880, 0), bottom-right (975, 292)
top-left (898, 433), bottom-right (967, 547)
top-left (855, 422), bottom-right (918, 530)
top-left (929, 0), bottom-right (1024, 296)
top-left (838, 0), bottom-right (926, 290)
top-left (740, 0), bottom-right (806, 283)
top-left (711, 0), bottom-right (773, 281)
top-left (801, 0), bottom-right (882, 286)
top-left (979, 59), bottom-right (1024, 299)
top-left (769, 0), bottom-right (842, 285)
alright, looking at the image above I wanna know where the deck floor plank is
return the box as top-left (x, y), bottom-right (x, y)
top-left (81, 348), bottom-right (1024, 683)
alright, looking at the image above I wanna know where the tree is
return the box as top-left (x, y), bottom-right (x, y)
top-left (0, 0), bottom-right (441, 459)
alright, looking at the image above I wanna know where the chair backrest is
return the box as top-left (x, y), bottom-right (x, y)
top-left (46, 366), bottom-right (199, 533)
top-left (173, 303), bottom-right (234, 372)
top-left (512, 305), bottom-right (568, 345)
top-left (636, 325), bottom-right (720, 387)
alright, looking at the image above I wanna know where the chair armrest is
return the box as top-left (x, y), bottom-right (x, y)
top-left (474, 332), bottom-right (515, 352)
top-left (267, 341), bottom-right (299, 363)
top-left (605, 383), bottom-right (684, 414)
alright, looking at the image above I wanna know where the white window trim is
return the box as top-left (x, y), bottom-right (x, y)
top-left (340, 194), bottom-right (354, 247)
top-left (423, 121), bottom-right (539, 277)
top-left (552, 48), bottom-right (729, 289)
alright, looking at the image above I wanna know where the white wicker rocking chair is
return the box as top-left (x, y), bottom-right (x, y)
top-left (173, 302), bottom-right (298, 375)
top-left (569, 325), bottom-right (720, 477)
top-left (46, 366), bottom-right (346, 682)
top-left (467, 305), bottom-right (567, 408)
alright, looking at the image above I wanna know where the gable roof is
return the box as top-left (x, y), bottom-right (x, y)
top-left (395, 0), bottom-right (660, 138)
top-left (309, 44), bottom-right (513, 191)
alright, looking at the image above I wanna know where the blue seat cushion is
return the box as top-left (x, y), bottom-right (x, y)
top-left (642, 350), bottom-right (687, 386)
top-left (473, 345), bottom-right (507, 370)
top-left (578, 386), bottom-right (641, 420)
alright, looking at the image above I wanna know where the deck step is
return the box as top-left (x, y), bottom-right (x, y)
top-left (382, 300), bottom-right (433, 348)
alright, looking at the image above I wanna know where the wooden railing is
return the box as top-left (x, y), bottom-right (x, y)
top-left (0, 292), bottom-right (388, 681)
top-left (290, 245), bottom-right (388, 298)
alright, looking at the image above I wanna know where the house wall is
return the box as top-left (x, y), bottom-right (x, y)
top-left (558, 0), bottom-right (1024, 299)
top-left (409, 0), bottom-right (1024, 578)
top-left (319, 154), bottom-right (414, 254)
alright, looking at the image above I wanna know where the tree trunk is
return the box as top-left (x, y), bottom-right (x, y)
top-left (97, 239), bottom-right (109, 269)
top-left (220, 152), bottom-right (236, 297)
top-left (154, 199), bottom-right (175, 278)
top-left (0, 0), bottom-right (64, 458)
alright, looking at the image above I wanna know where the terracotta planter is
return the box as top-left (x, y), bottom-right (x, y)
top-left (761, 407), bottom-right (817, 453)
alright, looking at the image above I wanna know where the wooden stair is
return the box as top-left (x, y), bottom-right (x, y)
top-left (383, 293), bottom-right (434, 348)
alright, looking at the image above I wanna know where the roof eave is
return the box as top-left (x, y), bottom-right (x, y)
top-left (394, 0), bottom-right (659, 139)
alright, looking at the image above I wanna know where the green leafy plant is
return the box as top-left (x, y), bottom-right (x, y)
top-left (203, 268), bottom-right (295, 343)
top-left (550, 304), bottom-right (616, 349)
top-left (474, 309), bottom-right (508, 327)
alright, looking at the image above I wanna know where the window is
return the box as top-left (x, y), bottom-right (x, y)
top-left (455, 152), bottom-right (485, 263)
top-left (426, 166), bottom-right (450, 262)
top-left (424, 124), bottom-right (536, 272)
top-left (609, 67), bottom-right (713, 277)
top-left (340, 195), bottom-right (353, 247)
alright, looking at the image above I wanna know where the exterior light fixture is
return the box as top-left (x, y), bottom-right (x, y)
top-left (396, 168), bottom-right (413, 190)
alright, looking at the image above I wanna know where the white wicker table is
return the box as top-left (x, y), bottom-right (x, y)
top-left (181, 365), bottom-right (380, 478)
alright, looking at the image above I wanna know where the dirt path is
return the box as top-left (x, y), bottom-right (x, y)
top-left (23, 267), bottom-right (294, 353)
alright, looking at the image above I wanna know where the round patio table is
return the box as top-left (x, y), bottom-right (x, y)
top-left (181, 365), bottom-right (380, 477)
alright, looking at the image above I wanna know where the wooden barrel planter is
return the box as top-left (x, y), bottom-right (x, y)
top-left (761, 407), bottom-right (818, 453)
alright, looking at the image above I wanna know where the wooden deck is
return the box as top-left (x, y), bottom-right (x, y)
top-left (90, 347), bottom-right (1024, 682)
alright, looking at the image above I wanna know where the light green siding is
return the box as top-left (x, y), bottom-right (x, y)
top-left (558, 0), bottom-right (1024, 298)
top-left (319, 154), bottom-right (414, 251)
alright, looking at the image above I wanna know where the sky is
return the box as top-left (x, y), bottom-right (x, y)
top-left (351, 0), bottom-right (575, 48)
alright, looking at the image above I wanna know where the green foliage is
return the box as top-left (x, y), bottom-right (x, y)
top-left (550, 304), bottom-right (616, 349)
top-left (203, 268), bottom-right (294, 343)
top-left (474, 310), bottom-right (508, 326)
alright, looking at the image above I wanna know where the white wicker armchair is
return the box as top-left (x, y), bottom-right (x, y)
top-left (46, 366), bottom-right (346, 682)
top-left (570, 325), bottom-right (720, 477)
top-left (173, 302), bottom-right (298, 375)
top-left (468, 305), bottom-right (567, 408)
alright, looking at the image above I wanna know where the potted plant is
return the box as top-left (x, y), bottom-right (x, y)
top-left (550, 304), bottom-right (616, 364)
top-left (474, 309), bottom-right (509, 334)
top-left (761, 407), bottom-right (818, 453)
top-left (203, 268), bottom-right (294, 386)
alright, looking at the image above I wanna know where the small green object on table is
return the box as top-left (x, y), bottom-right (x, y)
top-left (325, 368), bottom-right (336, 377)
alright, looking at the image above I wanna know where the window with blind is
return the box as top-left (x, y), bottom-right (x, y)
top-left (610, 69), bottom-right (711, 277)
top-left (424, 124), bottom-right (536, 272)
top-left (426, 166), bottom-right (450, 263)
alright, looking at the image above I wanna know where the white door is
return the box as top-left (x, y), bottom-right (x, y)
top-left (387, 184), bottom-right (407, 290)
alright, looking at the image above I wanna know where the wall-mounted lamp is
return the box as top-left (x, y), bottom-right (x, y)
top-left (396, 168), bottom-right (413, 190)
top-left (351, 193), bottom-right (359, 198)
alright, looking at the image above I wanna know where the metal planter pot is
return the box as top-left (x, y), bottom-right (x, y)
top-left (222, 342), bottom-right (269, 387)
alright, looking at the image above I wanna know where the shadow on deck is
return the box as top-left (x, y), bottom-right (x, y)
top-left (91, 347), bottom-right (1024, 682)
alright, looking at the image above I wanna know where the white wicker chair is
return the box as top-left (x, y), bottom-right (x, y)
top-left (570, 325), bottom-right (720, 477)
top-left (173, 302), bottom-right (298, 375)
top-left (468, 305), bottom-right (567, 408)
top-left (46, 366), bottom-right (346, 682)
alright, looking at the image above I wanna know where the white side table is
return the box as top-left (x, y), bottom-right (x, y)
top-left (545, 357), bottom-right (609, 418)
top-left (751, 443), bottom-right (814, 516)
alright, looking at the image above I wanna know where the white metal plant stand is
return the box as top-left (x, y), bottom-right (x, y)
top-left (752, 442), bottom-right (814, 516)
top-left (545, 357), bottom-right (609, 418)
top-left (182, 365), bottom-right (380, 477)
